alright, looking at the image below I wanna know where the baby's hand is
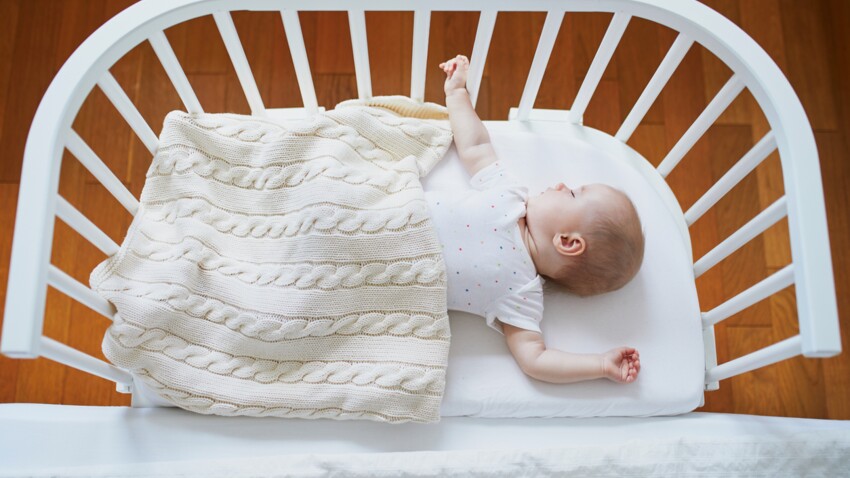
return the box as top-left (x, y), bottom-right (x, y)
top-left (602, 347), bottom-right (640, 383)
top-left (439, 55), bottom-right (469, 96)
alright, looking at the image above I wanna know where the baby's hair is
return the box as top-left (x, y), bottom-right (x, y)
top-left (547, 190), bottom-right (645, 297)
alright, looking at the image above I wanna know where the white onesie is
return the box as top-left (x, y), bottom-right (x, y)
top-left (424, 162), bottom-right (545, 334)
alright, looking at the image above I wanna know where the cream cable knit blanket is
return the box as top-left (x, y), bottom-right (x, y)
top-left (90, 96), bottom-right (453, 423)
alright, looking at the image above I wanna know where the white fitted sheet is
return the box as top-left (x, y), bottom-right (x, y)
top-left (423, 122), bottom-right (705, 417)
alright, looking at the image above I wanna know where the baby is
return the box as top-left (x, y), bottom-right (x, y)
top-left (428, 55), bottom-right (645, 384)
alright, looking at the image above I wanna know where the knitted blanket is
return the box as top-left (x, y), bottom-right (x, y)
top-left (90, 96), bottom-right (453, 423)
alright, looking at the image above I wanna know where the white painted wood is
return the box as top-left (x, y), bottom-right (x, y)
top-left (516, 11), bottom-right (564, 121)
top-left (281, 10), bottom-right (319, 115)
top-left (705, 335), bottom-right (802, 383)
top-left (40, 336), bottom-right (133, 386)
top-left (148, 30), bottom-right (203, 114)
top-left (615, 33), bottom-right (694, 142)
top-left (47, 265), bottom-right (116, 320)
top-left (410, 10), bottom-right (431, 103)
top-left (0, 0), bottom-right (841, 395)
top-left (685, 131), bottom-right (777, 226)
top-left (656, 74), bottom-right (745, 178)
top-left (348, 10), bottom-right (372, 100)
top-left (212, 11), bottom-right (266, 116)
top-left (701, 265), bottom-right (794, 327)
top-left (96, 71), bottom-right (158, 155)
top-left (694, 196), bottom-right (787, 278)
top-left (65, 130), bottom-right (139, 216)
top-left (568, 13), bottom-right (631, 124)
top-left (467, 10), bottom-right (498, 109)
top-left (54, 195), bottom-right (120, 257)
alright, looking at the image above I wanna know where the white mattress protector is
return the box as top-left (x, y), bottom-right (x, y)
top-left (423, 121), bottom-right (705, 417)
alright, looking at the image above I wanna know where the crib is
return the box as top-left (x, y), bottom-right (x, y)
top-left (1, 0), bottom-right (847, 475)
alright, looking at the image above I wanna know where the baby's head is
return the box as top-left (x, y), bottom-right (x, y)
top-left (525, 182), bottom-right (644, 297)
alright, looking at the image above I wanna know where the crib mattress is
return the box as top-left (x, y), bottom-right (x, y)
top-left (422, 121), bottom-right (705, 418)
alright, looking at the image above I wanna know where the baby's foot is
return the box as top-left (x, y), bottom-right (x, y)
top-left (602, 347), bottom-right (640, 383)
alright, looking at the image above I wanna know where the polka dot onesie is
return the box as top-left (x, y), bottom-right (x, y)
top-left (424, 162), bottom-right (545, 334)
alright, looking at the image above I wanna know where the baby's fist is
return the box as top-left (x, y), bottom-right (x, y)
top-left (602, 347), bottom-right (640, 383)
top-left (439, 55), bottom-right (469, 95)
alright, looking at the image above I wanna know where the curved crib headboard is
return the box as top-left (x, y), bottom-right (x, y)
top-left (0, 0), bottom-right (840, 397)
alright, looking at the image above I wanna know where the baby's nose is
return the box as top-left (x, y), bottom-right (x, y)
top-left (554, 183), bottom-right (567, 191)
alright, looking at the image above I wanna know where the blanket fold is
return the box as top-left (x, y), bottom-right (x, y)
top-left (90, 96), bottom-right (453, 423)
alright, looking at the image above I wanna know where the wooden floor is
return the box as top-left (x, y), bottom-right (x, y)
top-left (0, 0), bottom-right (848, 418)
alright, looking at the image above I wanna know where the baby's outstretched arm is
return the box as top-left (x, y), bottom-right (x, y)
top-left (503, 323), bottom-right (641, 384)
top-left (440, 55), bottom-right (498, 177)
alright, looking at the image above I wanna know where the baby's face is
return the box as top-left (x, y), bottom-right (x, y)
top-left (526, 182), bottom-right (622, 245)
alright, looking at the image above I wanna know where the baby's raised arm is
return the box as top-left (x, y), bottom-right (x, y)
top-left (503, 323), bottom-right (641, 384)
top-left (440, 55), bottom-right (498, 177)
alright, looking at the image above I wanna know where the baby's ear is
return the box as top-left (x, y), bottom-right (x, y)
top-left (553, 233), bottom-right (586, 257)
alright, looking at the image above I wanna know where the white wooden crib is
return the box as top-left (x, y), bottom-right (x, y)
top-left (1, 0), bottom-right (847, 475)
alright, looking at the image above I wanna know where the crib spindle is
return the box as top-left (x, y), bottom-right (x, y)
top-left (348, 10), bottom-right (372, 100)
top-left (212, 11), bottom-right (267, 117)
top-left (701, 265), bottom-right (794, 327)
top-left (615, 33), bottom-right (694, 142)
top-left (656, 74), bottom-right (745, 178)
top-left (467, 10), bottom-right (498, 108)
top-left (66, 130), bottom-right (139, 216)
top-left (411, 10), bottom-right (431, 103)
top-left (516, 11), bottom-right (565, 121)
top-left (40, 336), bottom-right (133, 387)
top-left (148, 31), bottom-right (203, 114)
top-left (705, 335), bottom-right (802, 383)
top-left (47, 265), bottom-right (116, 320)
top-left (96, 72), bottom-right (159, 155)
top-left (694, 197), bottom-right (787, 278)
top-left (685, 131), bottom-right (777, 226)
top-left (281, 10), bottom-right (319, 115)
top-left (55, 196), bottom-right (120, 257)
top-left (568, 13), bottom-right (631, 124)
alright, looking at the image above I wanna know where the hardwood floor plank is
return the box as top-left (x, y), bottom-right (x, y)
top-left (0, 0), bottom-right (65, 183)
top-left (0, 184), bottom-right (20, 402)
top-left (615, 17), bottom-right (666, 129)
top-left (366, 12), bottom-right (413, 98)
top-left (778, 1), bottom-right (839, 131)
top-left (0, 0), bottom-right (20, 148)
top-left (487, 12), bottom-right (545, 121)
top-left (533, 12), bottom-right (576, 112)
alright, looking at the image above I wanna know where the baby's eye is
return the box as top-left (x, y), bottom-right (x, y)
top-left (571, 191), bottom-right (575, 198)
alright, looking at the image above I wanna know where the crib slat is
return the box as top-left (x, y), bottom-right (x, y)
top-left (656, 74), bottom-right (745, 178)
top-left (66, 130), bottom-right (139, 216)
top-left (568, 13), bottom-right (631, 124)
top-left (701, 264), bottom-right (794, 327)
top-left (615, 33), bottom-right (694, 142)
top-left (694, 196), bottom-right (787, 278)
top-left (281, 10), bottom-right (319, 115)
top-left (148, 31), bottom-right (203, 114)
top-left (685, 131), bottom-right (777, 226)
top-left (47, 265), bottom-right (116, 320)
top-left (348, 10), bottom-right (372, 100)
top-left (40, 336), bottom-right (132, 386)
top-left (55, 195), bottom-right (120, 257)
top-left (467, 10), bottom-right (498, 108)
top-left (516, 11), bottom-right (564, 121)
top-left (705, 335), bottom-right (802, 383)
top-left (97, 71), bottom-right (159, 155)
top-left (410, 10), bottom-right (431, 103)
top-left (212, 11), bottom-right (266, 117)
